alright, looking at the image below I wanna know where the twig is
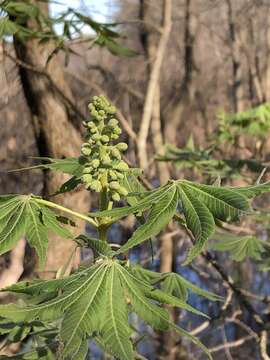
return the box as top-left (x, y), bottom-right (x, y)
top-left (260, 330), bottom-right (270, 360)
top-left (209, 335), bottom-right (254, 353)
top-left (190, 320), bottom-right (210, 336)
top-left (227, 316), bottom-right (260, 342)
top-left (203, 251), bottom-right (267, 330)
top-left (221, 327), bottom-right (234, 360)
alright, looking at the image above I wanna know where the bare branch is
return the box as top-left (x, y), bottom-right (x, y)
top-left (209, 335), bottom-right (254, 353)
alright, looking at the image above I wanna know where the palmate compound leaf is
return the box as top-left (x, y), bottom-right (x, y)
top-left (0, 195), bottom-right (73, 266)
top-left (210, 232), bottom-right (265, 261)
top-left (91, 180), bottom-right (270, 262)
top-left (0, 259), bottom-right (212, 360)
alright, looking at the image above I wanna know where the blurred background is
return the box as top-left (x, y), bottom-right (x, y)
top-left (1, 0), bottom-right (270, 359)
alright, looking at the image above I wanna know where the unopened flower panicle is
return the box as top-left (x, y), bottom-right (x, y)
top-left (80, 95), bottom-right (129, 201)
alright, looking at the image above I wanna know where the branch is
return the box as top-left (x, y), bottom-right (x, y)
top-left (203, 251), bottom-right (267, 330)
top-left (209, 335), bottom-right (254, 353)
top-left (260, 331), bottom-right (270, 360)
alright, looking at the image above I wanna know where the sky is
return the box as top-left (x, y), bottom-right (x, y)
top-left (49, 0), bottom-right (118, 35)
top-left (50, 0), bottom-right (116, 23)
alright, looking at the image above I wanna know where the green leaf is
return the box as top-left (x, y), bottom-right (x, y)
top-left (161, 273), bottom-right (188, 301)
top-left (90, 184), bottom-right (170, 219)
top-left (117, 185), bottom-right (179, 254)
top-left (0, 260), bottom-right (210, 360)
top-left (179, 183), bottom-right (215, 264)
top-left (100, 264), bottom-right (133, 360)
top-left (210, 233), bottom-right (265, 261)
top-left (60, 266), bottom-right (107, 358)
top-left (0, 196), bottom-right (28, 255)
top-left (25, 202), bottom-right (48, 267)
top-left (92, 179), bottom-right (267, 260)
top-left (95, 35), bottom-right (138, 57)
top-left (121, 174), bottom-right (145, 207)
top-left (0, 195), bottom-right (73, 264)
top-left (53, 176), bottom-right (82, 196)
top-left (5, 2), bottom-right (39, 18)
top-left (41, 207), bottom-right (73, 240)
top-left (233, 181), bottom-right (270, 199)
top-left (161, 273), bottom-right (222, 302)
top-left (179, 181), bottom-right (250, 222)
top-left (126, 268), bottom-right (207, 318)
top-left (10, 157), bottom-right (85, 177)
top-left (118, 265), bottom-right (170, 331)
top-left (118, 264), bottom-right (211, 359)
top-left (75, 234), bottom-right (113, 256)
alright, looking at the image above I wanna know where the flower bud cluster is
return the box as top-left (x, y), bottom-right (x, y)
top-left (81, 95), bottom-right (129, 201)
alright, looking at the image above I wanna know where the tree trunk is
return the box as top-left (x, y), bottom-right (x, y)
top-left (138, 0), bottom-right (172, 170)
top-left (226, 0), bottom-right (245, 113)
top-left (164, 0), bottom-right (198, 148)
top-left (13, 1), bottom-right (90, 277)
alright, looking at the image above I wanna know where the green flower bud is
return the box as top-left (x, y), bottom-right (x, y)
top-left (87, 138), bottom-right (94, 145)
top-left (109, 170), bottom-right (118, 180)
top-left (87, 121), bottom-right (95, 128)
top-left (108, 119), bottom-right (119, 128)
top-left (108, 105), bottom-right (116, 114)
top-left (82, 174), bottom-right (92, 183)
top-left (112, 192), bottom-right (121, 201)
top-left (90, 180), bottom-right (102, 192)
top-left (91, 159), bottom-right (100, 168)
top-left (92, 134), bottom-right (101, 141)
top-left (83, 167), bottom-right (93, 174)
top-left (115, 171), bottom-right (124, 180)
top-left (115, 161), bottom-right (129, 171)
top-left (111, 148), bottom-right (121, 160)
top-left (111, 133), bottom-right (119, 140)
top-left (91, 109), bottom-right (99, 118)
top-left (101, 154), bottom-right (111, 166)
top-left (116, 143), bottom-right (128, 151)
top-left (118, 187), bottom-right (128, 196)
top-left (109, 181), bottom-right (120, 190)
top-left (90, 127), bottom-right (97, 134)
top-left (114, 127), bottom-right (122, 135)
top-left (101, 135), bottom-right (110, 143)
top-left (81, 144), bottom-right (92, 156)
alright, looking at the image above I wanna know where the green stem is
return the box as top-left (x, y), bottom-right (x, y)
top-left (34, 197), bottom-right (98, 227)
top-left (98, 188), bottom-right (110, 241)
top-left (99, 187), bottom-right (109, 212)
